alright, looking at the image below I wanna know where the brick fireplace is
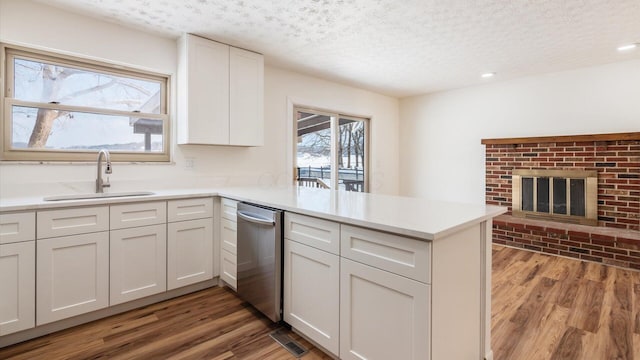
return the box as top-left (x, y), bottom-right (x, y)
top-left (482, 132), bottom-right (640, 269)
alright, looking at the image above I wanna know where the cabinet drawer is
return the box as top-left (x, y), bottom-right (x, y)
top-left (221, 198), bottom-right (238, 222)
top-left (37, 206), bottom-right (109, 239)
top-left (0, 212), bottom-right (35, 244)
top-left (110, 201), bottom-right (166, 230)
top-left (221, 218), bottom-right (237, 255)
top-left (285, 213), bottom-right (340, 255)
top-left (341, 225), bottom-right (431, 284)
top-left (221, 249), bottom-right (237, 289)
top-left (168, 198), bottom-right (213, 222)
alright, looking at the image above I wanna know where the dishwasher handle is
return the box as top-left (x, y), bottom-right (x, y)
top-left (237, 210), bottom-right (276, 226)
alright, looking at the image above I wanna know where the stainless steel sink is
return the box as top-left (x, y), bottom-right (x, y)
top-left (43, 191), bottom-right (155, 201)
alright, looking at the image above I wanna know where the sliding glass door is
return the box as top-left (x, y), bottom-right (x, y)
top-left (294, 107), bottom-right (368, 192)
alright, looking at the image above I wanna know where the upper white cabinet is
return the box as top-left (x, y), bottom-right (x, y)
top-left (177, 34), bottom-right (264, 146)
top-left (229, 47), bottom-right (264, 146)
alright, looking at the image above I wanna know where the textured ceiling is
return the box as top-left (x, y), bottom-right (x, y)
top-left (36, 0), bottom-right (640, 97)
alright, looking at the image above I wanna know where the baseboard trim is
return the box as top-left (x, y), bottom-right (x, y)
top-left (485, 349), bottom-right (494, 360)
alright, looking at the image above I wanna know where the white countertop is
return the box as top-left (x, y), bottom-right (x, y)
top-left (0, 186), bottom-right (506, 240)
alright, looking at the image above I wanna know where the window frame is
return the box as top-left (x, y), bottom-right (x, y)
top-left (293, 106), bottom-right (370, 192)
top-left (1, 43), bottom-right (171, 162)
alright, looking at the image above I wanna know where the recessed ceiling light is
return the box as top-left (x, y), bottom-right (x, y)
top-left (617, 43), bottom-right (638, 52)
top-left (481, 72), bottom-right (496, 78)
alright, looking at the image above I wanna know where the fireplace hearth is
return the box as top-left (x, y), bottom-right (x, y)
top-left (482, 132), bottom-right (640, 270)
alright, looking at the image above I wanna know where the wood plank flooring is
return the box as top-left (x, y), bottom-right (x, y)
top-left (0, 287), bottom-right (331, 360)
top-left (1, 245), bottom-right (639, 359)
top-left (492, 245), bottom-right (640, 360)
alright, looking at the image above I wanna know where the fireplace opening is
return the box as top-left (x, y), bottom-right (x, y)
top-left (513, 169), bottom-right (597, 225)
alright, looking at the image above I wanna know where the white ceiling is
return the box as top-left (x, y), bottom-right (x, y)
top-left (37, 0), bottom-right (640, 97)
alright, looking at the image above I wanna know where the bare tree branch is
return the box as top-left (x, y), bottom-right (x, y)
top-left (117, 80), bottom-right (152, 95)
top-left (58, 79), bottom-right (117, 102)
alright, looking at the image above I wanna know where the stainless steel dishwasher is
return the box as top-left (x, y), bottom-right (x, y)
top-left (236, 202), bottom-right (283, 322)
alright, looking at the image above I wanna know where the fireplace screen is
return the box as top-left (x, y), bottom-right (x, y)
top-left (512, 169), bottom-right (597, 225)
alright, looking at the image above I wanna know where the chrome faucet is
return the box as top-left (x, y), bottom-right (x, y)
top-left (96, 149), bottom-right (112, 193)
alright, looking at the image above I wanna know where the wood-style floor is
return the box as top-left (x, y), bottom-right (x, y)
top-left (492, 245), bottom-right (639, 360)
top-left (0, 287), bottom-right (331, 360)
top-left (1, 245), bottom-right (639, 359)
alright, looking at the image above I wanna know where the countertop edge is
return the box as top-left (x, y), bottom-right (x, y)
top-left (1, 188), bottom-right (508, 241)
top-left (218, 191), bottom-right (506, 240)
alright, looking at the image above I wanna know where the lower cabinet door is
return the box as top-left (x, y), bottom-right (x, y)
top-left (167, 218), bottom-right (213, 290)
top-left (284, 239), bottom-right (339, 356)
top-left (37, 232), bottom-right (109, 325)
top-left (220, 248), bottom-right (237, 290)
top-left (110, 224), bottom-right (167, 305)
top-left (340, 258), bottom-right (430, 360)
top-left (0, 241), bottom-right (35, 335)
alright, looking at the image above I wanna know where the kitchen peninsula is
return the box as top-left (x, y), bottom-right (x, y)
top-left (0, 187), bottom-right (505, 360)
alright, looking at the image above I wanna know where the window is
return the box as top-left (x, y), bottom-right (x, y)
top-left (1, 44), bottom-right (170, 162)
top-left (294, 107), bottom-right (369, 192)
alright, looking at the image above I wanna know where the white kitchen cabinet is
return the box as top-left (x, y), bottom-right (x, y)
top-left (221, 197), bottom-right (238, 222)
top-left (168, 197), bottom-right (213, 222)
top-left (110, 224), bottom-right (167, 305)
top-left (177, 33), bottom-right (264, 146)
top-left (167, 218), bottom-right (213, 290)
top-left (284, 239), bottom-right (339, 356)
top-left (340, 258), bottom-right (430, 360)
top-left (0, 211), bottom-right (36, 336)
top-left (37, 206), bottom-right (108, 239)
top-left (341, 224), bottom-right (431, 283)
top-left (285, 212), bottom-right (340, 255)
top-left (110, 201), bottom-right (166, 230)
top-left (36, 232), bottom-right (109, 325)
top-left (0, 241), bottom-right (35, 336)
top-left (220, 218), bottom-right (237, 255)
top-left (219, 198), bottom-right (238, 289)
top-left (0, 212), bottom-right (35, 244)
top-left (110, 202), bottom-right (168, 305)
top-left (177, 33), bottom-right (229, 145)
top-left (220, 249), bottom-right (237, 288)
top-left (167, 198), bottom-right (214, 291)
top-left (229, 46), bottom-right (264, 146)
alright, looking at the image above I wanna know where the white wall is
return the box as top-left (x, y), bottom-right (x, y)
top-left (399, 60), bottom-right (640, 204)
top-left (0, 0), bottom-right (399, 198)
